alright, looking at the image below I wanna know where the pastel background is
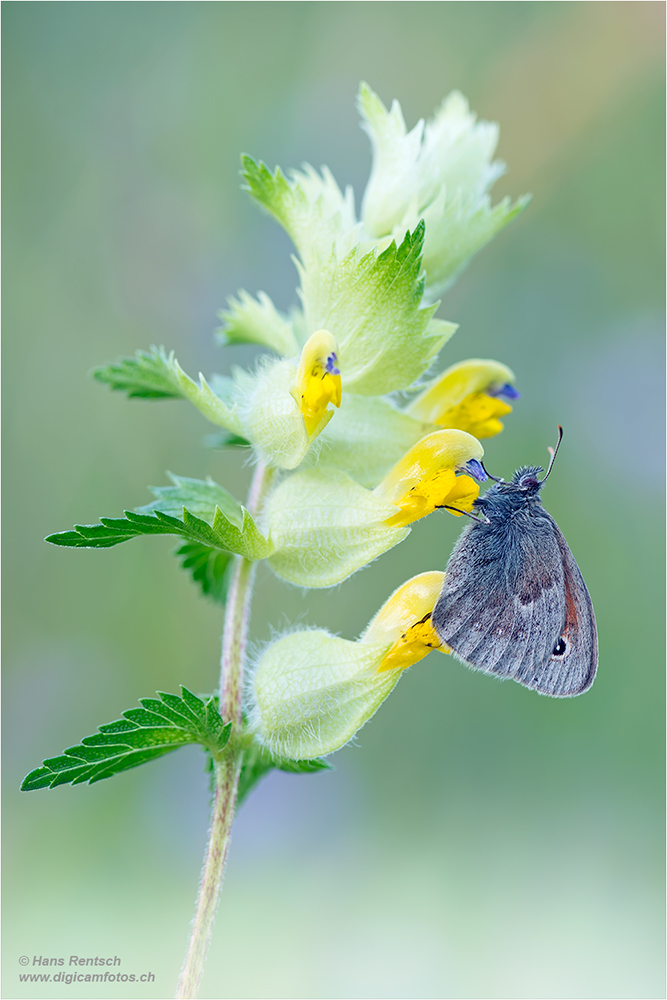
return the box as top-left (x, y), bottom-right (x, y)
top-left (3, 3), bottom-right (664, 998)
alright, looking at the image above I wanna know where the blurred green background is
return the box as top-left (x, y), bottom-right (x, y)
top-left (3, 3), bottom-right (664, 998)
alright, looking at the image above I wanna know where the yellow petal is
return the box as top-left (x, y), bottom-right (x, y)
top-left (290, 329), bottom-right (342, 435)
top-left (377, 616), bottom-right (450, 671)
top-left (361, 571), bottom-right (451, 671)
top-left (373, 429), bottom-right (483, 526)
top-left (435, 391), bottom-right (512, 438)
top-left (406, 359), bottom-right (516, 437)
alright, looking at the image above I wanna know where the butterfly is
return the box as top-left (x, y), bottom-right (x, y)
top-left (432, 428), bottom-right (597, 697)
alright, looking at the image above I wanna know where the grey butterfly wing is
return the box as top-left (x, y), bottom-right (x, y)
top-left (432, 517), bottom-right (597, 697)
top-left (542, 522), bottom-right (597, 695)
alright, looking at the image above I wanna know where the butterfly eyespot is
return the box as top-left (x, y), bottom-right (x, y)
top-left (551, 636), bottom-right (570, 659)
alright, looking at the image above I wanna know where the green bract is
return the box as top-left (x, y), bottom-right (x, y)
top-left (243, 164), bottom-right (457, 394)
top-left (217, 289), bottom-right (299, 357)
top-left (358, 83), bottom-right (530, 300)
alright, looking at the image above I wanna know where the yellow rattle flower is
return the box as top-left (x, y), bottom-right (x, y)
top-left (251, 572), bottom-right (452, 759)
top-left (406, 359), bottom-right (519, 438)
top-left (373, 428), bottom-right (485, 525)
top-left (290, 329), bottom-right (342, 435)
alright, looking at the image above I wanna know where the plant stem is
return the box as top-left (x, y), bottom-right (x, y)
top-left (175, 754), bottom-right (241, 1000)
top-left (175, 463), bottom-right (271, 999)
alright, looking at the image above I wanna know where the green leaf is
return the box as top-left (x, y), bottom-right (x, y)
top-left (21, 688), bottom-right (232, 791)
top-left (204, 431), bottom-right (251, 449)
top-left (91, 346), bottom-right (182, 399)
top-left (93, 346), bottom-right (245, 436)
top-left (236, 743), bottom-right (275, 805)
top-left (138, 474), bottom-right (244, 529)
top-left (174, 541), bottom-right (233, 604)
top-left (274, 757), bottom-right (333, 774)
top-left (217, 289), bottom-right (299, 357)
top-left (46, 477), bottom-right (273, 561)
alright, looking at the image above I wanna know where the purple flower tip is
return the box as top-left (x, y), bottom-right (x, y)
top-left (493, 382), bottom-right (520, 400)
top-left (325, 353), bottom-right (340, 376)
top-left (463, 459), bottom-right (487, 482)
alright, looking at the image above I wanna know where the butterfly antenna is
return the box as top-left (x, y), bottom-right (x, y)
top-left (540, 425), bottom-right (563, 483)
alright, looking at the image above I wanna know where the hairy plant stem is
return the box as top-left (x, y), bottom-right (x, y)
top-left (176, 462), bottom-right (272, 999)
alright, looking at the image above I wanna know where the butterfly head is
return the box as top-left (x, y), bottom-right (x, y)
top-left (511, 465), bottom-right (545, 493)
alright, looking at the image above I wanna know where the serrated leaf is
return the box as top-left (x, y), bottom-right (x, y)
top-left (46, 477), bottom-right (273, 562)
top-left (174, 541), bottom-right (233, 604)
top-left (243, 157), bottom-right (447, 396)
top-left (21, 688), bottom-right (232, 791)
top-left (93, 346), bottom-right (245, 436)
top-left (217, 289), bottom-right (299, 357)
top-left (300, 222), bottom-right (448, 395)
top-left (138, 474), bottom-right (244, 529)
top-left (92, 346), bottom-right (183, 399)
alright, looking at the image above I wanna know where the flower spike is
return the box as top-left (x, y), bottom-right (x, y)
top-left (290, 329), bottom-right (342, 434)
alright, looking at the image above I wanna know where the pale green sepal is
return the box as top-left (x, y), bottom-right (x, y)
top-left (300, 224), bottom-right (447, 395)
top-left (217, 289), bottom-right (299, 357)
top-left (316, 394), bottom-right (426, 488)
top-left (250, 630), bottom-right (400, 759)
top-left (411, 192), bottom-right (531, 302)
top-left (241, 357), bottom-right (328, 469)
top-left (266, 468), bottom-right (409, 587)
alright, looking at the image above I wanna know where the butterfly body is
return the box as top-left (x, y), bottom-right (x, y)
top-left (432, 464), bottom-right (597, 697)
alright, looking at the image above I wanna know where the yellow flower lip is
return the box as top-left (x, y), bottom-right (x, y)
top-left (290, 329), bottom-right (342, 436)
top-left (406, 359), bottom-right (517, 438)
top-left (373, 428), bottom-right (484, 526)
top-left (361, 571), bottom-right (451, 671)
